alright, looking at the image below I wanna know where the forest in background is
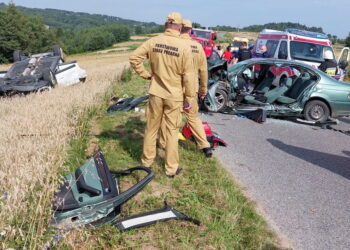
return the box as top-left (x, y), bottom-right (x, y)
top-left (0, 3), bottom-right (162, 62)
top-left (0, 2), bottom-right (349, 63)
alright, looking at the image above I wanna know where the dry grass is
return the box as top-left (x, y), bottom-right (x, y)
top-left (113, 41), bottom-right (144, 47)
top-left (130, 35), bottom-right (149, 40)
top-left (229, 31), bottom-right (259, 41)
top-left (0, 63), bottom-right (11, 71)
top-left (0, 51), bottom-right (131, 248)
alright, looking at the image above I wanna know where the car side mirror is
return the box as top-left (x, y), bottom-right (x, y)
top-left (213, 35), bottom-right (217, 41)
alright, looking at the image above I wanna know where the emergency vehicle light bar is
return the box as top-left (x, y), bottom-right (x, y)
top-left (285, 29), bottom-right (328, 39)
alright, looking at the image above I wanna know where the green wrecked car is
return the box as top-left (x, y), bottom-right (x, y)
top-left (205, 57), bottom-right (350, 122)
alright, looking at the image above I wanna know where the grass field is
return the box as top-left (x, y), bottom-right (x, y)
top-left (0, 51), bottom-right (129, 249)
top-left (0, 43), bottom-right (283, 249)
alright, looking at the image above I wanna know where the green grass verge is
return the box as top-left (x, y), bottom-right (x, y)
top-left (57, 69), bottom-right (280, 249)
top-left (127, 44), bottom-right (140, 50)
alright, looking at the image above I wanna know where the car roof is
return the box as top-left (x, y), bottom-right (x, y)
top-left (239, 58), bottom-right (316, 70)
top-left (236, 58), bottom-right (350, 85)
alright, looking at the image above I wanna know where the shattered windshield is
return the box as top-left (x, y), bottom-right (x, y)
top-left (192, 30), bottom-right (211, 40)
top-left (290, 41), bottom-right (334, 63)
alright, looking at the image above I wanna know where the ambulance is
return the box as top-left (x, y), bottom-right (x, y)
top-left (231, 37), bottom-right (249, 52)
top-left (253, 29), bottom-right (349, 81)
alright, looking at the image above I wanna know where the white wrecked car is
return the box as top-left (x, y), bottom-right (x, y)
top-left (0, 45), bottom-right (87, 95)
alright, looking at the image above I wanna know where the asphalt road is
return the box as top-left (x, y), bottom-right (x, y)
top-left (201, 112), bottom-right (350, 250)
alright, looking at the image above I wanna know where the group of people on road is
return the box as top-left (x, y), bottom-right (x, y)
top-left (129, 12), bottom-right (212, 178)
top-left (215, 43), bottom-right (270, 64)
top-left (216, 42), bottom-right (342, 78)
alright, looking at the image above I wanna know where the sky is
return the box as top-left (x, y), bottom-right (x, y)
top-left (7, 0), bottom-right (350, 38)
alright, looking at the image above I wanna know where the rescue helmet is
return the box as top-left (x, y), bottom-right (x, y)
top-left (324, 50), bottom-right (334, 60)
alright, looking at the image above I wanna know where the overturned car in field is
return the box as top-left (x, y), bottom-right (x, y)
top-left (205, 54), bottom-right (350, 122)
top-left (0, 45), bottom-right (87, 96)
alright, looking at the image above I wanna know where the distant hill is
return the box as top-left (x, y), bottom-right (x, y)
top-left (243, 22), bottom-right (324, 33)
top-left (0, 2), bottom-right (161, 31)
top-left (0, 3), bottom-right (326, 35)
top-left (214, 22), bottom-right (324, 34)
top-left (0, 3), bottom-right (326, 36)
top-left (214, 22), bottom-right (324, 33)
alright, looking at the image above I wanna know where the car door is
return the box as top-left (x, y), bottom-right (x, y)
top-left (336, 47), bottom-right (349, 80)
top-left (337, 47), bottom-right (350, 64)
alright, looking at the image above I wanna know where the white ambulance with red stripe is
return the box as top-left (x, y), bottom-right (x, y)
top-left (253, 29), bottom-right (349, 82)
top-left (254, 29), bottom-right (336, 67)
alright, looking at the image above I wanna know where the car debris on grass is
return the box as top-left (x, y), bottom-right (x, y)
top-left (107, 95), bottom-right (149, 113)
top-left (52, 150), bottom-right (200, 232)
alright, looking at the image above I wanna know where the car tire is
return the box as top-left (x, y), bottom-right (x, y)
top-left (53, 45), bottom-right (64, 61)
top-left (304, 100), bottom-right (330, 122)
top-left (203, 88), bottom-right (228, 112)
top-left (13, 50), bottom-right (22, 62)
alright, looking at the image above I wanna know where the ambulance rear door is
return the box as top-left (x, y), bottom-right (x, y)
top-left (337, 47), bottom-right (349, 65)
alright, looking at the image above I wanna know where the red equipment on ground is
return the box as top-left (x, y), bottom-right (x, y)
top-left (181, 122), bottom-right (227, 148)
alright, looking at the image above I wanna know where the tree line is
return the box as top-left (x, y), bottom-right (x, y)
top-left (211, 22), bottom-right (349, 46)
top-left (1, 3), bottom-right (349, 63)
top-left (0, 4), bottom-right (132, 63)
top-left (60, 25), bottom-right (130, 54)
top-left (0, 3), bottom-right (162, 32)
top-left (0, 4), bottom-right (58, 63)
top-left (212, 22), bottom-right (324, 33)
top-left (345, 34), bottom-right (350, 47)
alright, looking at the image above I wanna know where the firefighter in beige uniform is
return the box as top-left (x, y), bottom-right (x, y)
top-left (160, 19), bottom-right (212, 157)
top-left (129, 13), bottom-right (196, 177)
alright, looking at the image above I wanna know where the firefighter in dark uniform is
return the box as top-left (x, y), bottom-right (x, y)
top-left (129, 12), bottom-right (196, 177)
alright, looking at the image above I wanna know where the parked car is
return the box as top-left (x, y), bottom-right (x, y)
top-left (205, 56), bottom-right (350, 122)
top-left (0, 45), bottom-right (87, 96)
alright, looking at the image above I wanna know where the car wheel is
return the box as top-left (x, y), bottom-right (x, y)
top-left (203, 88), bottom-right (228, 112)
top-left (304, 100), bottom-right (330, 122)
top-left (13, 50), bottom-right (22, 62)
top-left (53, 45), bottom-right (64, 61)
